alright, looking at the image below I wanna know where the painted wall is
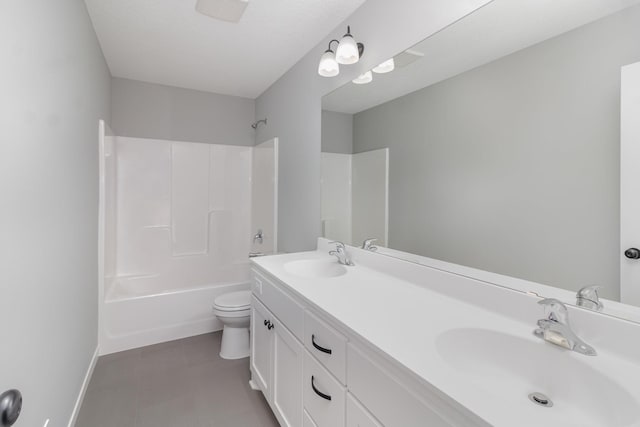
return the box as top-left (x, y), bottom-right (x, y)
top-left (0, 0), bottom-right (111, 425)
top-left (111, 77), bottom-right (255, 146)
top-left (352, 6), bottom-right (640, 299)
top-left (322, 110), bottom-right (353, 154)
top-left (251, 138), bottom-right (279, 255)
top-left (254, 0), bottom-right (492, 253)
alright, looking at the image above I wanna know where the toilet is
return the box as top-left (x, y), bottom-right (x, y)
top-left (213, 290), bottom-right (252, 359)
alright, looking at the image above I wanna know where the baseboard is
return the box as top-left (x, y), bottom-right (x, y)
top-left (67, 346), bottom-right (99, 427)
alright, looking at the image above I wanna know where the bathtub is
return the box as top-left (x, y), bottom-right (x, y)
top-left (99, 271), bottom-right (250, 355)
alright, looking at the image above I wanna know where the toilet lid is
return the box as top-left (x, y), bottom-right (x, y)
top-left (214, 290), bottom-right (251, 310)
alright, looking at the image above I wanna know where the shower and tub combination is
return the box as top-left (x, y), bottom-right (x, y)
top-left (98, 120), bottom-right (277, 355)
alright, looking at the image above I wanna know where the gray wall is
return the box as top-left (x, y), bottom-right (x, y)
top-left (112, 77), bottom-right (255, 145)
top-left (353, 6), bottom-right (640, 299)
top-left (0, 0), bottom-right (111, 425)
top-left (255, 0), bottom-right (492, 253)
top-left (322, 110), bottom-right (353, 154)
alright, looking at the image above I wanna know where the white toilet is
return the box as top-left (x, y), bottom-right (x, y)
top-left (213, 290), bottom-right (252, 359)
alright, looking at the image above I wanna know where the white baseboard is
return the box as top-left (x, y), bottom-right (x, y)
top-left (67, 346), bottom-right (99, 427)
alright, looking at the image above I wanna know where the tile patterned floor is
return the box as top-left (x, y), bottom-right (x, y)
top-left (76, 332), bottom-right (279, 427)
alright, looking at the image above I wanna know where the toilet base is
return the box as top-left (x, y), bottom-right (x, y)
top-left (219, 325), bottom-right (250, 360)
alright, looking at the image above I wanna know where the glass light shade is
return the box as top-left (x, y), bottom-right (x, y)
top-left (336, 35), bottom-right (359, 65)
top-left (373, 58), bottom-right (395, 74)
top-left (352, 71), bottom-right (373, 85)
top-left (318, 50), bottom-right (339, 77)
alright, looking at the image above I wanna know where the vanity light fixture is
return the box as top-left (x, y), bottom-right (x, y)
top-left (352, 70), bottom-right (373, 85)
top-left (318, 26), bottom-right (364, 77)
top-left (318, 40), bottom-right (340, 77)
top-left (373, 58), bottom-right (395, 74)
top-left (336, 26), bottom-right (364, 64)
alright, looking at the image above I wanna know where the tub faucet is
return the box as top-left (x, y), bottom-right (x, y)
top-left (533, 298), bottom-right (596, 356)
top-left (361, 238), bottom-right (378, 251)
top-left (253, 229), bottom-right (263, 244)
top-left (329, 241), bottom-right (354, 266)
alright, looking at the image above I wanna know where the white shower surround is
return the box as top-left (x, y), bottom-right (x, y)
top-left (99, 132), bottom-right (276, 354)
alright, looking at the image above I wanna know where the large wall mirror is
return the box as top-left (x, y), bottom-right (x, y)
top-left (320, 0), bottom-right (640, 319)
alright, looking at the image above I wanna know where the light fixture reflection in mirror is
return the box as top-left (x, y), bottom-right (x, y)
top-left (373, 58), bottom-right (395, 74)
top-left (352, 71), bottom-right (373, 84)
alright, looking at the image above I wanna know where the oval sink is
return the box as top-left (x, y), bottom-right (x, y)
top-left (284, 259), bottom-right (347, 279)
top-left (436, 328), bottom-right (639, 427)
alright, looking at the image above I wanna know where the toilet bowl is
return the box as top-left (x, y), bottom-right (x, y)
top-left (213, 290), bottom-right (252, 359)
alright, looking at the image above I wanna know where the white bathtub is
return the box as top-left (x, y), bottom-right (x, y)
top-left (99, 275), bottom-right (249, 355)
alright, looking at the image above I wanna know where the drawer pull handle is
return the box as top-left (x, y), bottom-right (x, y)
top-left (311, 376), bottom-right (332, 401)
top-left (268, 322), bottom-right (274, 330)
top-left (264, 320), bottom-right (269, 326)
top-left (311, 334), bottom-right (332, 355)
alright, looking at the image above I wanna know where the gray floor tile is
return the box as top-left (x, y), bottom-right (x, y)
top-left (76, 332), bottom-right (279, 427)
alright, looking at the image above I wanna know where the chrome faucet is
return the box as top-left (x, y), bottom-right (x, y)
top-left (576, 285), bottom-right (603, 311)
top-left (533, 298), bottom-right (596, 356)
top-left (329, 241), bottom-right (354, 266)
top-left (361, 238), bottom-right (378, 251)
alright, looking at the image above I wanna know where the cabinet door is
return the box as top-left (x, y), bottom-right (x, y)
top-left (272, 317), bottom-right (304, 427)
top-left (346, 393), bottom-right (383, 427)
top-left (251, 296), bottom-right (273, 399)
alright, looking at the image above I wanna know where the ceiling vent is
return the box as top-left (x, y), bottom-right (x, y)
top-left (394, 49), bottom-right (424, 68)
top-left (195, 0), bottom-right (249, 23)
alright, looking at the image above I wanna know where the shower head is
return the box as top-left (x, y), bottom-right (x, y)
top-left (251, 118), bottom-right (267, 130)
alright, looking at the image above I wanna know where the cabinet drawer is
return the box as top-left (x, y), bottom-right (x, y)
top-left (304, 350), bottom-right (346, 427)
top-left (304, 310), bottom-right (347, 384)
top-left (346, 393), bottom-right (383, 427)
top-left (252, 268), bottom-right (304, 340)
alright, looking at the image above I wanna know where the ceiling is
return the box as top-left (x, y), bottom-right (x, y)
top-left (84, 0), bottom-right (366, 99)
top-left (323, 0), bottom-right (640, 114)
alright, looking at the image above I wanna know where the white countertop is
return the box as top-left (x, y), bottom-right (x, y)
top-left (252, 243), bottom-right (640, 427)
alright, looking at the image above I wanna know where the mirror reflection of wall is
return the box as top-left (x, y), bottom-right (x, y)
top-left (321, 111), bottom-right (388, 247)
top-left (322, 1), bottom-right (640, 303)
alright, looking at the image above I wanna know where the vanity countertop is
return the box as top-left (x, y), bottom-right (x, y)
top-left (251, 241), bottom-right (640, 427)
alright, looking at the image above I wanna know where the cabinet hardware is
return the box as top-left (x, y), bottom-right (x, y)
top-left (311, 334), bottom-right (332, 355)
top-left (311, 376), bottom-right (332, 401)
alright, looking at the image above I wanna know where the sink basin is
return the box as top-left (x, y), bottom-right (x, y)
top-left (436, 328), bottom-right (639, 427)
top-left (284, 259), bottom-right (347, 279)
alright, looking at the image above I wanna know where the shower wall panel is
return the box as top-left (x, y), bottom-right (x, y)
top-left (112, 136), bottom-right (251, 298)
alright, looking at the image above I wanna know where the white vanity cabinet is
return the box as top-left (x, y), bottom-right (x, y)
top-left (250, 266), bottom-right (488, 427)
top-left (251, 290), bottom-right (304, 427)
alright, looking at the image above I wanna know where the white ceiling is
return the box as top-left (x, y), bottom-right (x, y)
top-left (323, 0), bottom-right (640, 114)
top-left (85, 0), bottom-right (366, 99)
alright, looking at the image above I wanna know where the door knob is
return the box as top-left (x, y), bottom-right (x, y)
top-left (625, 248), bottom-right (640, 259)
top-left (0, 389), bottom-right (22, 427)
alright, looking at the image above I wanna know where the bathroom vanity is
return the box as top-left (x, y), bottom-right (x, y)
top-left (250, 239), bottom-right (640, 427)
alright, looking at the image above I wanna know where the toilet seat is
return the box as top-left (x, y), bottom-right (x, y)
top-left (213, 290), bottom-right (251, 312)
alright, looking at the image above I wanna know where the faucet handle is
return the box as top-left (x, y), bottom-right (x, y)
top-left (576, 285), bottom-right (603, 311)
top-left (329, 241), bottom-right (345, 250)
top-left (538, 298), bottom-right (569, 324)
top-left (361, 238), bottom-right (378, 250)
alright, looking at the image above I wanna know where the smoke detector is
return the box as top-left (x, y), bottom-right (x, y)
top-left (195, 0), bottom-right (249, 23)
